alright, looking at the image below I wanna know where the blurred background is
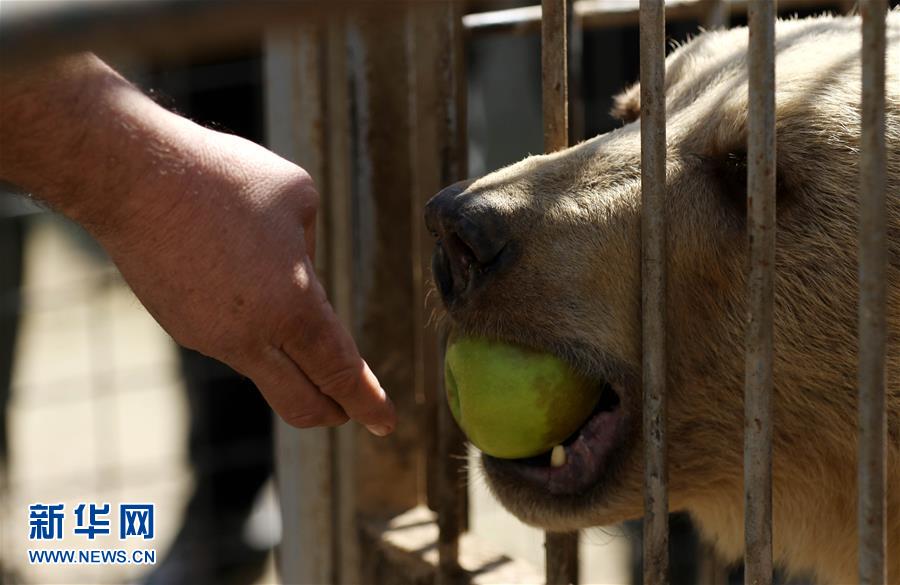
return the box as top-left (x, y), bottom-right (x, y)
top-left (0, 1), bottom-right (887, 584)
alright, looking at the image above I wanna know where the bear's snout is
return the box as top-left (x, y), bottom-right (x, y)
top-left (426, 180), bottom-right (513, 306)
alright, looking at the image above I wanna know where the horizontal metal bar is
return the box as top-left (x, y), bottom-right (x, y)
top-left (639, 0), bottom-right (668, 582)
top-left (1, 0), bottom-right (853, 68)
top-left (0, 0), bottom-right (412, 69)
top-left (463, 0), bottom-right (847, 35)
top-left (744, 1), bottom-right (776, 584)
top-left (857, 0), bottom-right (888, 583)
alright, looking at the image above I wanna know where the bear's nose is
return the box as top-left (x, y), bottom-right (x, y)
top-left (425, 180), bottom-right (511, 306)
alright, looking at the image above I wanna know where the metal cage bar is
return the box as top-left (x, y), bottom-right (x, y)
top-left (541, 1), bottom-right (580, 583)
top-left (264, 26), bottom-right (336, 585)
top-left (744, 1), bottom-right (776, 584)
top-left (406, 3), bottom-right (469, 583)
top-left (542, 0), bottom-right (569, 153)
top-left (858, 1), bottom-right (888, 583)
top-left (639, 1), bottom-right (669, 583)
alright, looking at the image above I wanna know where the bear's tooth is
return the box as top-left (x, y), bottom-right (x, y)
top-left (550, 445), bottom-right (566, 468)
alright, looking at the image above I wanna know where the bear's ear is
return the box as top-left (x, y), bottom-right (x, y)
top-left (611, 85), bottom-right (641, 124)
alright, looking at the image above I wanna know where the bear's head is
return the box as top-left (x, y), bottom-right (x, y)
top-left (427, 13), bottom-right (899, 583)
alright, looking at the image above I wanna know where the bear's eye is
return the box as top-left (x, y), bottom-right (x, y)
top-left (709, 150), bottom-right (749, 217)
top-left (707, 149), bottom-right (790, 220)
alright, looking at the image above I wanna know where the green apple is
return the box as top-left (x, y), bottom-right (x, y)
top-left (444, 337), bottom-right (600, 459)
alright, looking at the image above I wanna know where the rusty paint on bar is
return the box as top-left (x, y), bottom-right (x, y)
top-left (702, 0), bottom-right (729, 31)
top-left (698, 543), bottom-right (729, 585)
top-left (568, 0), bottom-right (585, 144)
top-left (436, 388), bottom-right (466, 585)
top-left (542, 0), bottom-right (568, 152)
top-left (545, 532), bottom-right (579, 585)
top-left (541, 1), bottom-right (580, 581)
top-left (407, 3), bottom-right (472, 584)
top-left (0, 0), bottom-right (418, 69)
top-left (462, 0), bottom-right (832, 36)
top-left (408, 1), bottom-right (447, 515)
top-left (858, 1), bottom-right (888, 583)
top-left (744, 2), bottom-right (776, 584)
top-left (322, 16), bottom-right (362, 585)
top-left (264, 26), bottom-right (335, 585)
top-left (639, 1), bottom-right (668, 583)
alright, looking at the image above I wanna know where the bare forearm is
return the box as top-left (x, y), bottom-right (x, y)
top-left (0, 53), bottom-right (195, 237)
top-left (0, 53), bottom-right (397, 434)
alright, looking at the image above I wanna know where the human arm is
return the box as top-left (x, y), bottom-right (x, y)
top-left (0, 53), bottom-right (396, 435)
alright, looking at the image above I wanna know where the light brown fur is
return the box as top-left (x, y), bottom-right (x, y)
top-left (442, 13), bottom-right (900, 583)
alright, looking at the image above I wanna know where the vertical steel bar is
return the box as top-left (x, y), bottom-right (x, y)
top-left (545, 531), bottom-right (579, 585)
top-left (744, 1), bottom-right (776, 584)
top-left (323, 16), bottom-right (360, 585)
top-left (437, 339), bottom-right (467, 585)
top-left (567, 0), bottom-right (585, 144)
top-left (542, 0), bottom-right (568, 153)
top-left (702, 0), bottom-right (730, 31)
top-left (409, 2), bottom-right (443, 515)
top-left (345, 7), bottom-right (425, 579)
top-left (698, 543), bottom-right (729, 585)
top-left (693, 41), bottom-right (726, 579)
top-left (542, 1), bottom-right (579, 583)
top-left (440, 11), bottom-right (472, 571)
top-left (858, 1), bottom-right (888, 583)
top-left (406, 2), bottom-right (470, 583)
top-left (639, 0), bottom-right (668, 583)
top-left (264, 27), bottom-right (335, 585)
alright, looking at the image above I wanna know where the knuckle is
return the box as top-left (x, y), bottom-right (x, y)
top-left (284, 413), bottom-right (319, 429)
top-left (317, 366), bottom-right (361, 401)
top-left (283, 410), bottom-right (343, 429)
top-left (294, 174), bottom-right (320, 211)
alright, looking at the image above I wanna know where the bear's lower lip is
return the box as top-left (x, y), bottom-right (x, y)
top-left (482, 382), bottom-right (625, 496)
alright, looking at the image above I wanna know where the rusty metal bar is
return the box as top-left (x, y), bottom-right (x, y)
top-left (463, 0), bottom-right (837, 36)
top-left (437, 369), bottom-right (467, 585)
top-left (858, 1), bottom-right (888, 583)
top-left (639, 0), bottom-right (668, 583)
top-left (567, 0), bottom-right (585, 144)
top-left (541, 1), bottom-right (579, 582)
top-left (698, 543), bottom-right (730, 585)
top-left (405, 3), bottom-right (471, 583)
top-left (264, 26), bottom-right (335, 585)
top-left (542, 0), bottom-right (568, 153)
top-left (322, 16), bottom-right (362, 585)
top-left (545, 531), bottom-right (579, 585)
top-left (701, 0), bottom-right (730, 30)
top-left (744, 1), bottom-right (776, 584)
top-left (0, 0), bottom-right (422, 70)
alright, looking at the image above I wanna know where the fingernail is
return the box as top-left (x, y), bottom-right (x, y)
top-left (366, 424), bottom-right (392, 437)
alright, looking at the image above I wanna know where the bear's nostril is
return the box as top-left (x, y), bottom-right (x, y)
top-left (426, 180), bottom-right (511, 306)
top-left (445, 232), bottom-right (477, 271)
top-left (454, 216), bottom-right (507, 268)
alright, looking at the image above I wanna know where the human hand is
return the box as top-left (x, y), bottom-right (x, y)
top-left (0, 54), bottom-right (396, 435)
top-left (109, 125), bottom-right (396, 435)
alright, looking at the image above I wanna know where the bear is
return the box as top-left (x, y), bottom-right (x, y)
top-left (426, 11), bottom-right (899, 584)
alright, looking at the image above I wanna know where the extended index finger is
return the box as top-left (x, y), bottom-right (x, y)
top-left (280, 265), bottom-right (397, 436)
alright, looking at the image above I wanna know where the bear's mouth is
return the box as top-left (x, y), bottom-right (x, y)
top-left (482, 379), bottom-right (626, 496)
